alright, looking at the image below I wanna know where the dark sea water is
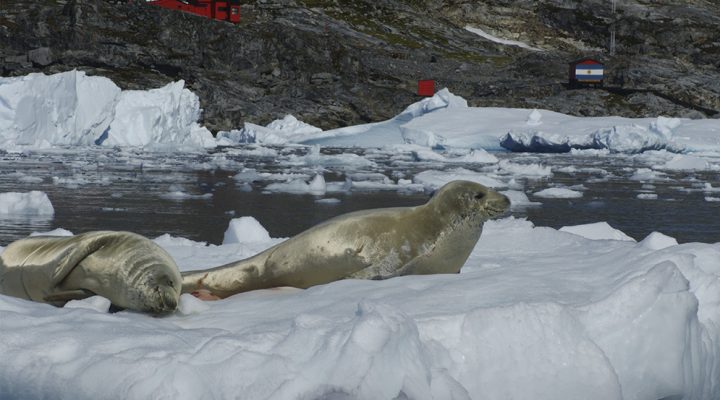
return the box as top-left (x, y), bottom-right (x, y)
top-left (0, 146), bottom-right (718, 246)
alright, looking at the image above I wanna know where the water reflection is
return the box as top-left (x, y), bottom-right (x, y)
top-left (0, 146), bottom-right (718, 246)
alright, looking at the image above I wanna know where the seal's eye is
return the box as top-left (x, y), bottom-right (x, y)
top-left (474, 192), bottom-right (485, 200)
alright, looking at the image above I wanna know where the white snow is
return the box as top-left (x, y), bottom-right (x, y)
top-left (223, 216), bottom-right (272, 245)
top-left (0, 191), bottom-right (54, 216)
top-left (0, 70), bottom-right (120, 148)
top-left (63, 296), bottom-right (112, 313)
top-left (501, 190), bottom-right (541, 209)
top-left (465, 25), bottom-right (543, 51)
top-left (560, 222), bottom-right (636, 242)
top-left (2, 218), bottom-right (719, 399)
top-left (102, 80), bottom-right (215, 149)
top-left (218, 115), bottom-right (323, 145)
top-left (533, 187), bottom-right (583, 199)
top-left (264, 174), bottom-right (327, 195)
top-left (0, 70), bottom-right (214, 150)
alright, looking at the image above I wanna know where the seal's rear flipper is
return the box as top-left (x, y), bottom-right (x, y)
top-left (43, 289), bottom-right (94, 305)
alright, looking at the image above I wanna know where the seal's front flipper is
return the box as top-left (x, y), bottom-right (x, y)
top-left (43, 289), bottom-right (94, 306)
top-left (47, 232), bottom-right (121, 286)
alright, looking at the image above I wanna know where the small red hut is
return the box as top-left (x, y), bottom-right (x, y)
top-left (569, 58), bottom-right (604, 87)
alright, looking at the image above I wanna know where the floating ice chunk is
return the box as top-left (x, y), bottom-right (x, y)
top-left (629, 168), bottom-right (668, 181)
top-left (265, 174), bottom-right (327, 195)
top-left (703, 183), bottom-right (720, 193)
top-left (453, 149), bottom-right (499, 163)
top-left (414, 168), bottom-right (505, 189)
top-left (533, 187), bottom-right (583, 199)
top-left (560, 222), bottom-right (635, 242)
top-left (0, 191), bottom-right (54, 215)
top-left (308, 174), bottom-right (327, 194)
top-left (223, 217), bottom-right (271, 245)
top-left (103, 80), bottom-right (215, 149)
top-left (637, 193), bottom-right (658, 200)
top-left (412, 148), bottom-right (498, 164)
top-left (30, 228), bottom-right (74, 237)
top-left (0, 70), bottom-right (120, 148)
top-left (64, 296), bottom-right (111, 313)
top-left (178, 293), bottom-right (210, 314)
top-left (233, 168), bottom-right (269, 183)
top-left (638, 232), bottom-right (678, 250)
top-left (590, 124), bottom-right (669, 153)
top-left (159, 186), bottom-right (213, 201)
top-left (287, 145), bottom-right (375, 168)
top-left (656, 154), bottom-right (712, 171)
top-left (498, 159), bottom-right (552, 178)
top-left (315, 198), bottom-right (341, 204)
top-left (266, 115), bottom-right (322, 135)
top-left (500, 190), bottom-right (541, 209)
top-left (705, 197), bottom-right (720, 202)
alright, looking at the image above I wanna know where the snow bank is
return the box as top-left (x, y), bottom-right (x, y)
top-left (0, 70), bottom-right (214, 150)
top-left (217, 115), bottom-right (322, 145)
top-left (296, 90), bottom-right (720, 155)
top-left (102, 80), bottom-right (215, 149)
top-left (500, 121), bottom-right (684, 154)
top-left (1, 218), bottom-right (719, 399)
top-left (0, 70), bottom-right (120, 148)
top-left (560, 222), bottom-right (635, 241)
top-left (0, 191), bottom-right (54, 216)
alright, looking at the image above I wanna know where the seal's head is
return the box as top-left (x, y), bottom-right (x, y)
top-left (136, 269), bottom-right (182, 314)
top-left (121, 247), bottom-right (182, 314)
top-left (427, 180), bottom-right (510, 224)
top-left (87, 233), bottom-right (183, 315)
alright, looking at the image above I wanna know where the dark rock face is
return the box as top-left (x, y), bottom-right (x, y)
top-left (1, 0), bottom-right (718, 132)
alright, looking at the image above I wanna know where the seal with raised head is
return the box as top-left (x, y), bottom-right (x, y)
top-left (182, 180), bottom-right (510, 299)
top-left (0, 231), bottom-right (182, 314)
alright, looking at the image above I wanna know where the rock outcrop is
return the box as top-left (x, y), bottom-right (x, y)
top-left (1, 0), bottom-right (718, 132)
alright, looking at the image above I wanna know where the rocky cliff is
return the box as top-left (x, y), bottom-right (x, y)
top-left (1, 0), bottom-right (719, 132)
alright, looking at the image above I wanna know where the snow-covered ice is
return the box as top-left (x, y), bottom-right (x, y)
top-left (223, 217), bottom-right (272, 245)
top-left (2, 218), bottom-right (719, 399)
top-left (533, 187), bottom-right (583, 199)
top-left (3, 71), bottom-right (720, 158)
top-left (0, 70), bottom-right (214, 150)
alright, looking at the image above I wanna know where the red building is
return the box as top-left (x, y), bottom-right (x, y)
top-left (417, 80), bottom-right (435, 97)
top-left (146, 0), bottom-right (240, 24)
